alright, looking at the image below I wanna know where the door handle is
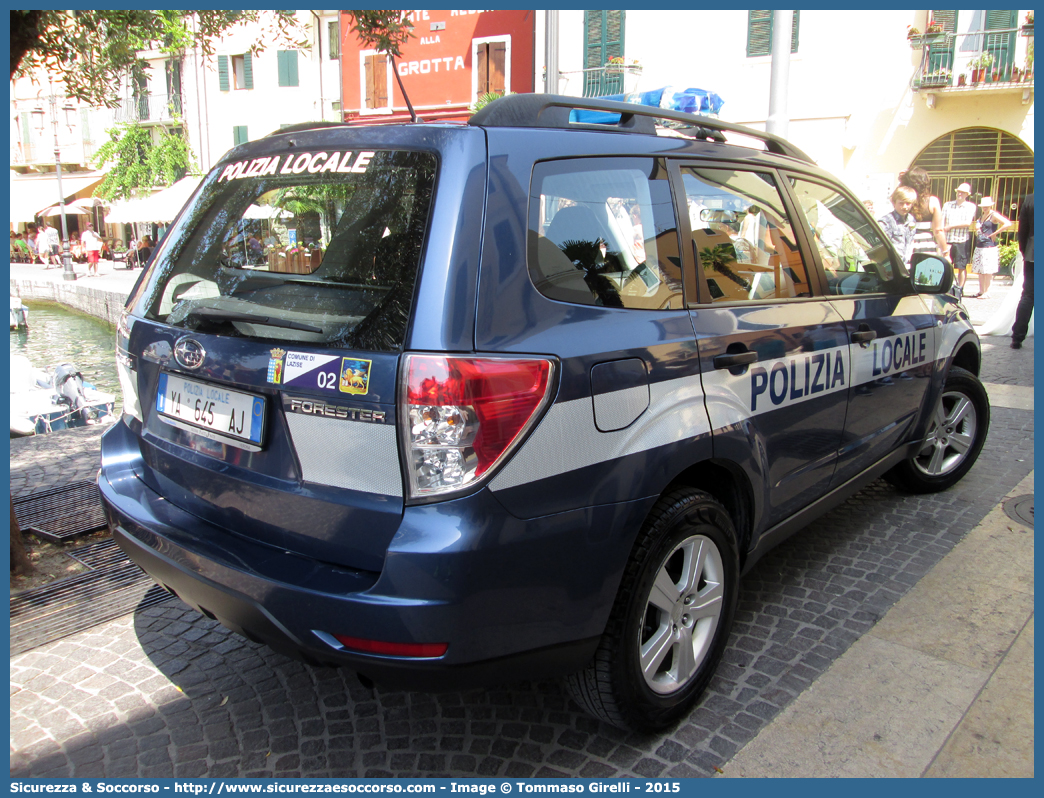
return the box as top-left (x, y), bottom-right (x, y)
top-left (713, 351), bottom-right (759, 369)
top-left (851, 329), bottom-right (877, 344)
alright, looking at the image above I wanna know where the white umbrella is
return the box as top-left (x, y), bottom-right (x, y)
top-left (243, 204), bottom-right (294, 220)
top-left (68, 197), bottom-right (108, 212)
top-left (39, 204), bottom-right (90, 216)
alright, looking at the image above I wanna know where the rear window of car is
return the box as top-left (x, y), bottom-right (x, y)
top-left (528, 157), bottom-right (684, 310)
top-left (134, 149), bottom-right (437, 351)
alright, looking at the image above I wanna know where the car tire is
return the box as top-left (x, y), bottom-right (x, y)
top-left (566, 488), bottom-right (739, 732)
top-left (885, 366), bottom-right (989, 494)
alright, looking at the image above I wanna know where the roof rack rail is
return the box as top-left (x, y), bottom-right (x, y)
top-left (265, 121), bottom-right (349, 138)
top-left (468, 94), bottom-right (813, 164)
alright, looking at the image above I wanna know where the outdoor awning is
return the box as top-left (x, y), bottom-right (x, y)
top-left (9, 170), bottom-right (108, 223)
top-left (104, 176), bottom-right (203, 224)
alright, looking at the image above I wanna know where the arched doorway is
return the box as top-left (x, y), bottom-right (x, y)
top-left (911, 127), bottom-right (1033, 226)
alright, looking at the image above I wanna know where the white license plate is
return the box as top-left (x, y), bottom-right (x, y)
top-left (156, 373), bottom-right (265, 447)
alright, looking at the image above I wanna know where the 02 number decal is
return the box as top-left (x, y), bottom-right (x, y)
top-left (316, 371), bottom-right (338, 390)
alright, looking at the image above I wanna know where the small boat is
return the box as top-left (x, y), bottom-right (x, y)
top-left (10, 355), bottom-right (117, 437)
top-left (10, 295), bottom-right (29, 330)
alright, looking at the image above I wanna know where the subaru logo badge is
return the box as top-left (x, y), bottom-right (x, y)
top-left (173, 337), bottom-right (206, 370)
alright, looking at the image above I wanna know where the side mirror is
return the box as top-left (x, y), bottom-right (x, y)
top-left (910, 253), bottom-right (954, 294)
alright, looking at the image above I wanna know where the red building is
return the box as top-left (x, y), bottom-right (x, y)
top-left (340, 10), bottom-right (535, 123)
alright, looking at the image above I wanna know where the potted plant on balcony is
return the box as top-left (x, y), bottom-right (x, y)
top-left (907, 26), bottom-right (922, 47)
top-left (1022, 12), bottom-right (1033, 36)
top-left (970, 52), bottom-right (994, 83)
top-left (605, 56), bottom-right (641, 74)
top-left (920, 68), bottom-right (951, 88)
top-left (924, 21), bottom-right (946, 43)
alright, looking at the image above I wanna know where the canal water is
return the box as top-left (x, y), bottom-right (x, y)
top-left (10, 300), bottom-right (121, 404)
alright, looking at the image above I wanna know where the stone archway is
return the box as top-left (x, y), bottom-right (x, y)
top-left (910, 127), bottom-right (1033, 223)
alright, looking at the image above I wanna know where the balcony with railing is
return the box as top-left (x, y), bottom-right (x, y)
top-left (558, 64), bottom-right (643, 98)
top-left (910, 24), bottom-right (1033, 106)
top-left (111, 93), bottom-right (185, 125)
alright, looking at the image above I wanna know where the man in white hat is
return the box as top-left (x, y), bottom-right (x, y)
top-left (941, 182), bottom-right (977, 290)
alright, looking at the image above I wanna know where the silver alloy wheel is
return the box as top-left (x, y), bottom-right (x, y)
top-left (638, 534), bottom-right (725, 695)
top-left (913, 389), bottom-right (978, 477)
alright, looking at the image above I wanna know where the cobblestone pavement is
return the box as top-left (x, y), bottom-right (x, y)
top-left (10, 278), bottom-right (1035, 778)
top-left (10, 403), bottom-right (1033, 778)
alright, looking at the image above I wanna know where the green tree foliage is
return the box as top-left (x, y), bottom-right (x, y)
top-left (343, 10), bottom-right (414, 56)
top-left (343, 10), bottom-right (420, 121)
top-left (11, 10), bottom-right (306, 107)
top-left (92, 122), bottom-right (198, 201)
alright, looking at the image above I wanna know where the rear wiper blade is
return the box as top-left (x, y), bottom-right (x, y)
top-left (187, 307), bottom-right (323, 333)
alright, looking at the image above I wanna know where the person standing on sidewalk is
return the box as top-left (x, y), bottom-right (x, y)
top-left (81, 223), bottom-right (104, 276)
top-left (970, 197), bottom-right (1012, 299)
top-left (899, 167), bottom-right (948, 261)
top-left (1011, 193), bottom-right (1034, 350)
top-left (39, 220), bottom-right (61, 267)
top-left (941, 182), bottom-right (977, 291)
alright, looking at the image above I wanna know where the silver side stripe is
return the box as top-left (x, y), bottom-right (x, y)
top-left (490, 374), bottom-right (711, 493)
top-left (285, 413), bottom-right (403, 497)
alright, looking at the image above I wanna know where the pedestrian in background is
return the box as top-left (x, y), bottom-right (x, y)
top-left (1011, 193), bottom-right (1034, 349)
top-left (941, 182), bottom-right (977, 291)
top-left (899, 167), bottom-right (948, 263)
top-left (969, 197), bottom-right (1012, 299)
top-left (39, 220), bottom-right (61, 267)
top-left (81, 223), bottom-right (104, 276)
top-left (878, 185), bottom-right (917, 265)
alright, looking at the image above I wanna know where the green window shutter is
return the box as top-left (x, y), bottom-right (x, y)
top-left (328, 21), bottom-right (340, 60)
top-left (278, 50), bottom-right (299, 87)
top-left (926, 10), bottom-right (957, 72)
top-left (287, 51), bottom-right (299, 86)
top-left (218, 55), bottom-right (229, 91)
top-left (21, 113), bottom-right (31, 160)
top-left (243, 52), bottom-right (254, 90)
top-left (233, 126), bottom-right (249, 146)
top-left (747, 10), bottom-right (799, 57)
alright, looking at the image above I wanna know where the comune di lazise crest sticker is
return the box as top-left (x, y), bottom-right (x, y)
top-left (340, 358), bottom-right (372, 395)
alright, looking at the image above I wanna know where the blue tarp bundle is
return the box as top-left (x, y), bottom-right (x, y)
top-left (570, 86), bottom-right (725, 125)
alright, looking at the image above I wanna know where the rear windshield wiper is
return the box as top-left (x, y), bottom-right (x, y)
top-left (187, 307), bottom-right (323, 333)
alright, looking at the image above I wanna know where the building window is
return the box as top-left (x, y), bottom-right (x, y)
top-left (583, 10), bottom-right (624, 96)
top-left (747, 10), bottom-right (799, 57)
top-left (277, 50), bottom-right (300, 87)
top-left (473, 37), bottom-right (509, 99)
top-left (328, 21), bottom-right (340, 60)
top-left (233, 126), bottom-right (249, 147)
top-left (218, 53), bottom-right (253, 90)
top-left (362, 52), bottom-right (390, 111)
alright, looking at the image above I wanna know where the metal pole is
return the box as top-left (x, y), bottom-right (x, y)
top-left (51, 95), bottom-right (76, 281)
top-left (544, 10), bottom-right (559, 95)
top-left (766, 10), bottom-right (793, 138)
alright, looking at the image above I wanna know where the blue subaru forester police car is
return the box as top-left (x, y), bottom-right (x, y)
top-left (99, 95), bottom-right (988, 731)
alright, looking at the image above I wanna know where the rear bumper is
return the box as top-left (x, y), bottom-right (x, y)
top-left (99, 422), bottom-right (654, 689)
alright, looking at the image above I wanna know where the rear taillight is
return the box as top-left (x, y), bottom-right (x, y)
top-left (400, 354), bottom-right (555, 500)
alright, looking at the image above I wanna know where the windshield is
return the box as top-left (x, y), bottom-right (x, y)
top-left (135, 149), bottom-right (437, 351)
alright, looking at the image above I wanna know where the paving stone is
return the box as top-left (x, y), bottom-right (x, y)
top-left (8, 369), bottom-right (1033, 777)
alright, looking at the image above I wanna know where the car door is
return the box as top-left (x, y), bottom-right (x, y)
top-left (677, 163), bottom-right (851, 529)
top-left (785, 176), bottom-right (936, 486)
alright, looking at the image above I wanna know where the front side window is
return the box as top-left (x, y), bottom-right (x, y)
top-left (681, 167), bottom-right (810, 303)
top-left (135, 150), bottom-right (437, 352)
top-left (529, 158), bottom-right (683, 310)
top-left (789, 178), bottom-right (904, 295)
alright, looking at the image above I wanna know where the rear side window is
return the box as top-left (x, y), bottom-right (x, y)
top-left (136, 150), bottom-right (437, 352)
top-left (528, 158), bottom-right (684, 310)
